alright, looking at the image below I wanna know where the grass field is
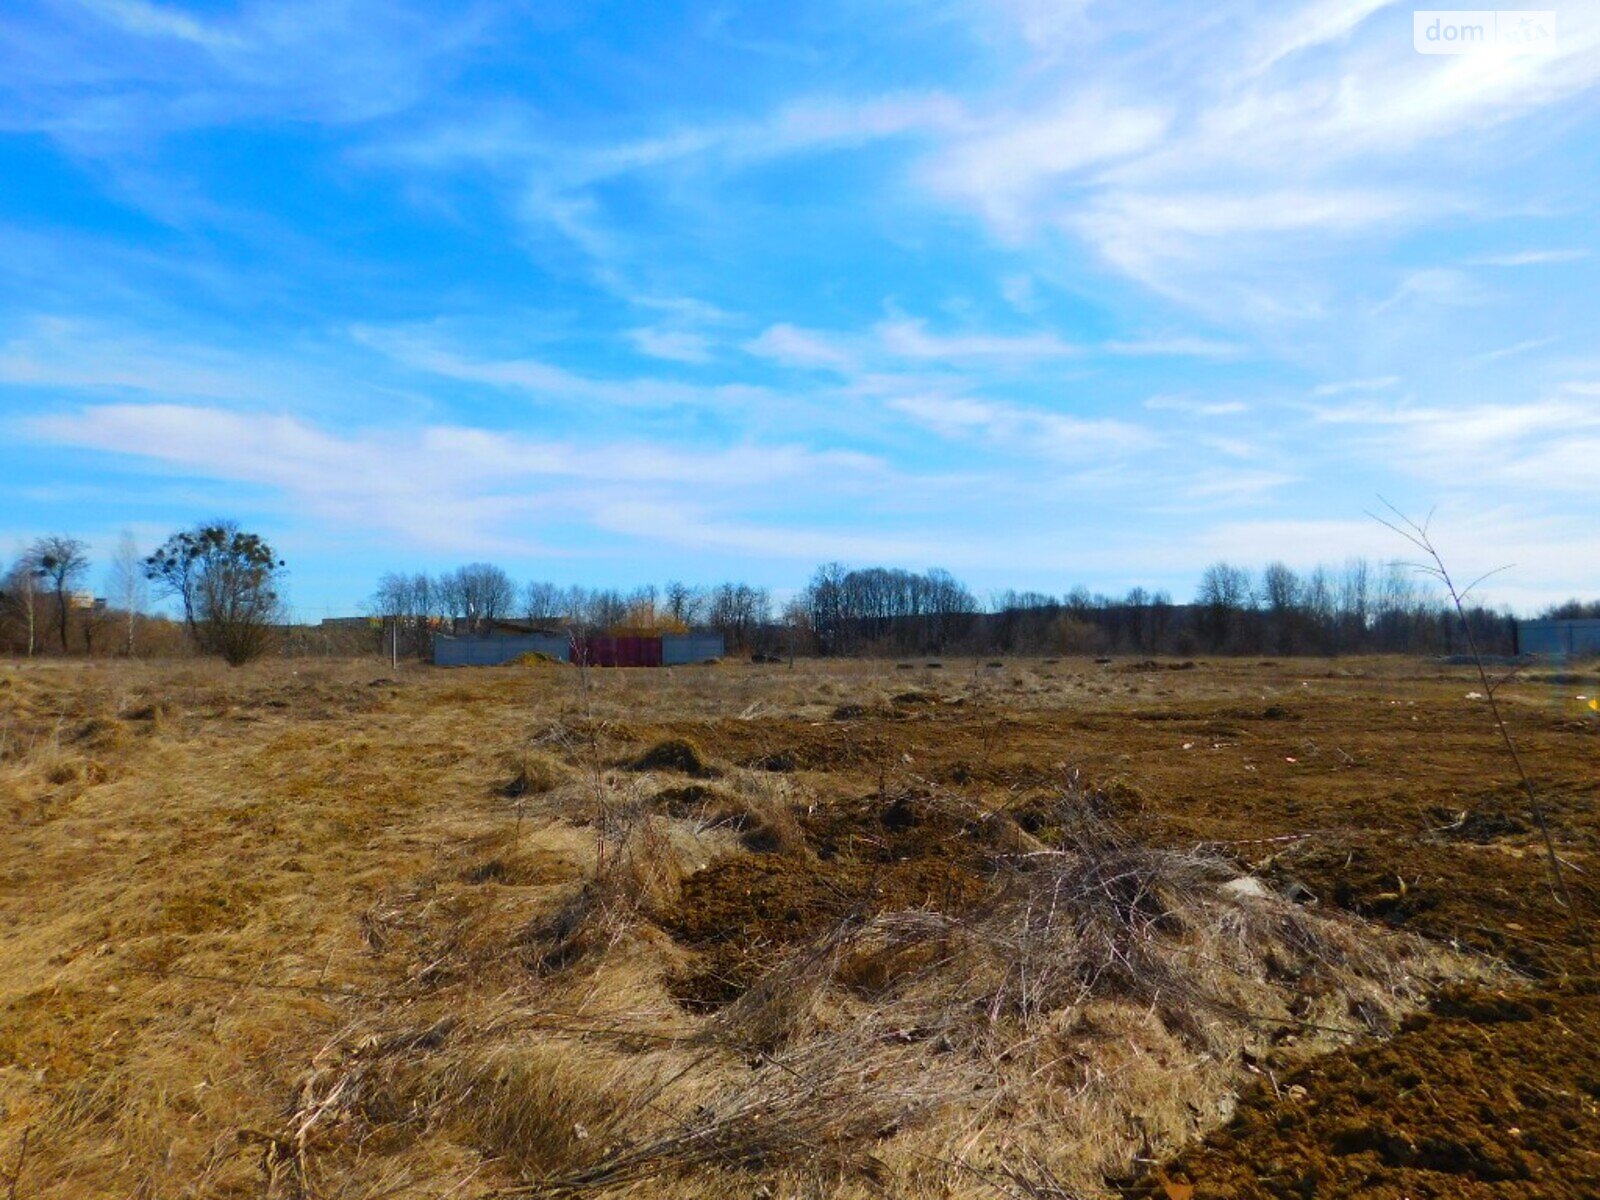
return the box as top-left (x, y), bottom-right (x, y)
top-left (1, 655), bottom-right (1597, 1198)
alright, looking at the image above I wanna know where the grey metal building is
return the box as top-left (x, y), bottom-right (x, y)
top-left (433, 631), bottom-right (571, 667)
top-left (1516, 619), bottom-right (1600, 658)
top-left (662, 632), bottom-right (726, 664)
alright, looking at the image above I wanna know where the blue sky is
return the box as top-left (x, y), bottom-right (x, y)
top-left (3, 0), bottom-right (1598, 618)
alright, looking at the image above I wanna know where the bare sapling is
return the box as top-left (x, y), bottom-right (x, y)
top-left (1373, 500), bottom-right (1592, 972)
top-left (569, 630), bottom-right (611, 872)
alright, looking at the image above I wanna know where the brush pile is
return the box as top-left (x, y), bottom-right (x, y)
top-left (297, 781), bottom-right (1479, 1198)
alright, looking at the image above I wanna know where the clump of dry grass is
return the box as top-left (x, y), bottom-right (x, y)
top-left (527, 1025), bottom-right (962, 1195)
top-left (504, 747), bottom-right (573, 798)
top-left (534, 815), bottom-right (700, 972)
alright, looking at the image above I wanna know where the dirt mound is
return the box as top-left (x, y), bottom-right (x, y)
top-left (800, 790), bottom-right (1027, 864)
top-left (667, 853), bottom-right (994, 1006)
top-left (632, 736), bottom-right (718, 777)
top-left (1140, 984), bottom-right (1600, 1198)
top-left (652, 783), bottom-right (804, 854)
top-left (1007, 780), bottom-right (1146, 841)
top-left (502, 750), bottom-right (569, 798)
top-left (653, 782), bottom-right (725, 816)
top-left (508, 650), bottom-right (566, 667)
top-left (662, 791), bottom-right (1015, 1006)
top-left (1428, 806), bottom-right (1530, 843)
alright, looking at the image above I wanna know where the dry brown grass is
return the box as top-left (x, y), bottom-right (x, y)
top-left (0, 654), bottom-right (1542, 1199)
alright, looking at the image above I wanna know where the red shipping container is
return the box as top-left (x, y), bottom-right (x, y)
top-left (574, 635), bottom-right (663, 667)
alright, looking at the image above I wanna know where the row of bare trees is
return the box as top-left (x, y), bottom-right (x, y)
top-left (792, 558), bottom-right (1536, 658)
top-left (363, 555), bottom-right (1582, 661)
top-left (796, 564), bottom-right (978, 655)
top-left (370, 569), bottom-right (775, 656)
top-left (1, 523), bottom-right (285, 665)
top-left (1189, 558), bottom-right (1517, 656)
top-left (1, 534), bottom-right (150, 657)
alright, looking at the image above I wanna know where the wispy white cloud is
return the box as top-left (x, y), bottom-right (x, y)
top-left (22, 402), bottom-right (889, 553)
top-left (1312, 375), bottom-right (1399, 397)
top-left (917, 1), bottom-right (1600, 321)
top-left (922, 94), bottom-right (1169, 234)
top-left (351, 323), bottom-right (769, 412)
top-left (1472, 249), bottom-right (1590, 267)
top-left (1144, 394), bottom-right (1248, 417)
top-left (2, 0), bottom-right (498, 145)
top-left (629, 327), bottom-right (714, 364)
top-left (1104, 336), bottom-right (1243, 359)
top-left (0, 316), bottom-right (264, 401)
top-left (876, 318), bottom-right (1079, 362)
top-left (1371, 267), bottom-right (1486, 313)
top-left (1474, 335), bottom-right (1558, 363)
top-left (1243, 0), bottom-right (1396, 77)
top-left (83, 0), bottom-right (243, 50)
top-left (744, 323), bottom-right (859, 372)
top-left (745, 315), bottom-right (1088, 373)
top-left (1307, 395), bottom-right (1600, 497)
top-left (888, 393), bottom-right (1152, 462)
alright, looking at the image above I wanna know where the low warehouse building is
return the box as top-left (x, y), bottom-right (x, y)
top-left (433, 629), bottom-right (726, 667)
top-left (1516, 619), bottom-right (1600, 658)
top-left (433, 630), bottom-right (570, 667)
top-left (663, 631), bottom-right (727, 664)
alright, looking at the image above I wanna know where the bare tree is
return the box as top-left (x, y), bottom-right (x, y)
top-left (32, 535), bottom-right (89, 651)
top-left (2, 551), bottom-right (42, 657)
top-left (372, 572), bottom-right (435, 657)
top-left (1195, 562), bottom-right (1252, 651)
top-left (146, 523), bottom-right (286, 665)
top-left (523, 581), bottom-right (565, 625)
top-left (108, 531), bottom-right (147, 656)
top-left (708, 582), bottom-right (770, 653)
top-left (80, 599), bottom-right (113, 655)
top-left (664, 581), bottom-right (703, 628)
top-left (448, 563), bottom-right (515, 633)
top-left (1260, 561), bottom-right (1302, 653)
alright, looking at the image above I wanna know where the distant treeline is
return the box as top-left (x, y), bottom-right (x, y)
top-left (6, 530), bottom-right (1595, 661)
top-left (364, 557), bottom-right (1590, 660)
top-left (792, 559), bottom-right (1521, 658)
top-left (371, 567), bottom-right (772, 655)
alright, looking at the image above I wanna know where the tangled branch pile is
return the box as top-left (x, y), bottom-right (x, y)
top-left (273, 783), bottom-right (1480, 1199)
